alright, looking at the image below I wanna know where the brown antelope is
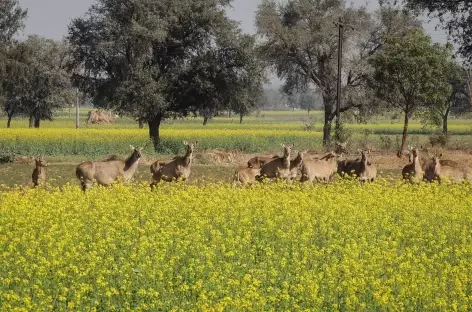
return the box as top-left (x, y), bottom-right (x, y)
top-left (300, 152), bottom-right (338, 183)
top-left (424, 155), bottom-right (472, 183)
top-left (402, 148), bottom-right (423, 183)
top-left (288, 150), bottom-right (306, 182)
top-left (233, 167), bottom-right (261, 185)
top-left (256, 143), bottom-right (292, 182)
top-left (358, 149), bottom-right (377, 183)
top-left (150, 141), bottom-right (197, 186)
top-left (335, 141), bottom-right (348, 155)
top-left (337, 156), bottom-right (361, 177)
top-left (76, 145), bottom-right (144, 191)
top-left (247, 155), bottom-right (278, 169)
top-left (32, 156), bottom-right (48, 187)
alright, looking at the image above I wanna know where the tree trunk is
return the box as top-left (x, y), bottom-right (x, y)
top-left (203, 116), bottom-right (209, 126)
top-left (138, 119), bottom-right (144, 129)
top-left (442, 106), bottom-right (450, 134)
top-left (6, 114), bottom-right (12, 128)
top-left (228, 111), bottom-right (232, 118)
top-left (28, 115), bottom-right (34, 128)
top-left (34, 116), bottom-right (40, 128)
top-left (148, 114), bottom-right (162, 150)
top-left (398, 111), bottom-right (409, 158)
top-left (307, 108), bottom-right (310, 114)
top-left (239, 112), bottom-right (244, 124)
top-left (322, 111), bottom-right (333, 146)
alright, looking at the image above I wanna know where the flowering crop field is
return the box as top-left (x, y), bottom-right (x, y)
top-left (2, 110), bottom-right (472, 156)
top-left (1, 181), bottom-right (472, 311)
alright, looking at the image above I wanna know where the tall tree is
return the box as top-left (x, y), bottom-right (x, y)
top-left (0, 0), bottom-right (27, 43)
top-left (68, 0), bottom-right (263, 148)
top-left (257, 0), bottom-right (373, 144)
top-left (0, 0), bottom-right (27, 118)
top-left (1, 36), bottom-right (73, 127)
top-left (369, 29), bottom-right (453, 156)
top-left (298, 91), bottom-right (317, 113)
top-left (401, 0), bottom-right (472, 61)
top-left (256, 0), bottom-right (420, 145)
top-left (419, 60), bottom-right (469, 134)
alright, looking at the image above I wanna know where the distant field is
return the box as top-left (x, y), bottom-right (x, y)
top-left (1, 109), bottom-right (472, 158)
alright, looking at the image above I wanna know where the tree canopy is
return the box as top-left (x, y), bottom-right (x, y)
top-left (68, 0), bottom-right (264, 148)
top-left (255, 0), bottom-right (421, 145)
top-left (369, 28), bottom-right (454, 155)
top-left (402, 0), bottom-right (472, 62)
top-left (1, 36), bottom-right (74, 127)
top-left (0, 0), bottom-right (27, 43)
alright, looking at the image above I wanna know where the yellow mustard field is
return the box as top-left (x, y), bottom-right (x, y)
top-left (1, 181), bottom-right (472, 311)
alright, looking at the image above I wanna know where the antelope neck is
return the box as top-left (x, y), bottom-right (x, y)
top-left (182, 150), bottom-right (193, 166)
top-left (124, 153), bottom-right (140, 170)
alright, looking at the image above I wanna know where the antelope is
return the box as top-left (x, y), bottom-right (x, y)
top-left (32, 156), bottom-right (48, 187)
top-left (402, 148), bottom-right (423, 183)
top-left (257, 143), bottom-right (292, 182)
top-left (76, 145), bottom-right (144, 191)
top-left (288, 150), bottom-right (306, 182)
top-left (300, 152), bottom-right (338, 183)
top-left (337, 156), bottom-right (361, 178)
top-left (335, 141), bottom-right (348, 155)
top-left (358, 149), bottom-right (377, 183)
top-left (247, 155), bottom-right (278, 169)
top-left (150, 141), bottom-right (197, 186)
top-left (424, 155), bottom-right (472, 183)
top-left (233, 167), bottom-right (261, 185)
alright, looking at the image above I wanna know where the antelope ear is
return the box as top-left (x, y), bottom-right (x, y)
top-left (130, 145), bottom-right (135, 151)
top-left (183, 141), bottom-right (188, 146)
top-left (357, 148), bottom-right (362, 153)
top-left (194, 141), bottom-right (198, 145)
top-left (281, 143), bottom-right (285, 148)
top-left (139, 147), bottom-right (144, 152)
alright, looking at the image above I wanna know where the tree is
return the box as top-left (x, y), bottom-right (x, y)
top-left (68, 0), bottom-right (263, 148)
top-left (256, 0), bottom-right (419, 145)
top-left (402, 0), bottom-right (472, 61)
top-left (0, 0), bottom-right (27, 123)
top-left (0, 0), bottom-right (27, 43)
top-left (298, 91), bottom-right (317, 113)
top-left (419, 61), bottom-right (470, 134)
top-left (369, 29), bottom-right (453, 156)
top-left (1, 36), bottom-right (73, 128)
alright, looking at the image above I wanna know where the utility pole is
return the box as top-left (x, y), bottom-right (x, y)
top-left (335, 17), bottom-right (344, 131)
top-left (76, 88), bottom-right (79, 129)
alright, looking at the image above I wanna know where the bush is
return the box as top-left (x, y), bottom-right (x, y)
top-left (429, 132), bottom-right (449, 147)
top-left (378, 135), bottom-right (393, 151)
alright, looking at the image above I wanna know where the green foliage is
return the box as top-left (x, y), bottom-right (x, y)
top-left (0, 0), bottom-right (27, 43)
top-left (256, 0), bottom-right (375, 144)
top-left (68, 0), bottom-right (264, 146)
top-left (429, 132), bottom-right (449, 147)
top-left (403, 0), bottom-right (472, 61)
top-left (1, 36), bottom-right (73, 127)
top-left (369, 28), bottom-right (454, 152)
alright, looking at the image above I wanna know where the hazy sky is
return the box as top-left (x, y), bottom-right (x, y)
top-left (18, 0), bottom-right (448, 42)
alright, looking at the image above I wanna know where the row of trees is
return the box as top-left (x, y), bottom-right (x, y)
top-left (1, 0), bottom-right (471, 153)
top-left (255, 0), bottom-right (471, 153)
top-left (0, 1), bottom-right (74, 128)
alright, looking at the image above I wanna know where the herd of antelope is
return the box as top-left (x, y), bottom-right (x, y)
top-left (29, 141), bottom-right (472, 190)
